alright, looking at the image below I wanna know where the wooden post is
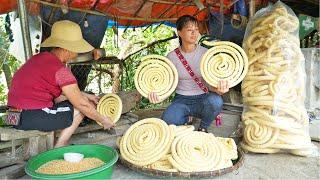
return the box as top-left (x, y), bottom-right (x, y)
top-left (112, 64), bottom-right (122, 93)
top-left (11, 139), bottom-right (16, 157)
top-left (28, 136), bottom-right (40, 157)
top-left (22, 139), bottom-right (30, 160)
top-left (249, 0), bottom-right (256, 19)
top-left (38, 135), bottom-right (48, 153)
top-left (17, 0), bottom-right (33, 60)
top-left (118, 90), bottom-right (141, 114)
top-left (46, 132), bottom-right (55, 150)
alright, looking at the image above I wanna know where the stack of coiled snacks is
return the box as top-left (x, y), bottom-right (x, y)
top-left (118, 118), bottom-right (238, 172)
top-left (241, 2), bottom-right (314, 156)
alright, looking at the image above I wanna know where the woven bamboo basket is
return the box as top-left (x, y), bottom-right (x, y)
top-left (118, 148), bottom-right (244, 178)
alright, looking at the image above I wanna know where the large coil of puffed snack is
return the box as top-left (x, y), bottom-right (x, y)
top-left (200, 41), bottom-right (248, 88)
top-left (119, 118), bottom-right (175, 166)
top-left (134, 55), bottom-right (178, 103)
top-left (97, 93), bottom-right (122, 125)
top-left (118, 123), bottom-right (241, 174)
top-left (241, 2), bottom-right (315, 156)
top-left (168, 131), bottom-right (232, 172)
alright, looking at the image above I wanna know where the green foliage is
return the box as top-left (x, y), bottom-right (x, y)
top-left (0, 83), bottom-right (7, 103)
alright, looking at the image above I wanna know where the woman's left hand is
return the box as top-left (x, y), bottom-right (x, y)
top-left (210, 80), bottom-right (230, 95)
top-left (54, 94), bottom-right (68, 104)
top-left (93, 49), bottom-right (103, 60)
top-left (217, 80), bottom-right (229, 94)
top-left (83, 93), bottom-right (100, 105)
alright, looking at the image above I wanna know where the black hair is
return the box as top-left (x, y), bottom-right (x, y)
top-left (176, 15), bottom-right (199, 45)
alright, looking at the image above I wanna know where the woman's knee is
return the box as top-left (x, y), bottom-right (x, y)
top-left (73, 108), bottom-right (84, 122)
top-left (162, 103), bottom-right (189, 125)
top-left (204, 93), bottom-right (223, 111)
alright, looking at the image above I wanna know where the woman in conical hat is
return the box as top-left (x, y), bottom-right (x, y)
top-left (8, 20), bottom-right (113, 147)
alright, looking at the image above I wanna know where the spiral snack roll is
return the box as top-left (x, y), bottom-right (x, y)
top-left (241, 2), bottom-right (314, 156)
top-left (201, 41), bottom-right (249, 88)
top-left (168, 131), bottom-right (232, 172)
top-left (97, 93), bottom-right (122, 126)
top-left (119, 118), bottom-right (175, 166)
top-left (134, 55), bottom-right (178, 103)
top-left (119, 120), bottom-right (238, 172)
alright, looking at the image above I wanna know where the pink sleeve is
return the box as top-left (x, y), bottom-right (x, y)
top-left (55, 67), bottom-right (77, 87)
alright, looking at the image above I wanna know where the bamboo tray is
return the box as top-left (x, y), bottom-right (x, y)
top-left (119, 148), bottom-right (244, 178)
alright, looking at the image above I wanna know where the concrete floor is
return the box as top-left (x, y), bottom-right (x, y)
top-left (20, 112), bottom-right (320, 179)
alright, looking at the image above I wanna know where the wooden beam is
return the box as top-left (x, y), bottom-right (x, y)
top-left (281, 0), bottom-right (319, 5)
top-left (0, 127), bottom-right (50, 141)
top-left (67, 56), bottom-right (121, 65)
top-left (91, 67), bottom-right (113, 77)
top-left (0, 163), bottom-right (26, 179)
top-left (148, 0), bottom-right (195, 5)
top-left (30, 0), bottom-right (179, 22)
top-left (124, 34), bottom-right (177, 61)
top-left (0, 150), bottom-right (25, 169)
top-left (0, 140), bottom-right (23, 150)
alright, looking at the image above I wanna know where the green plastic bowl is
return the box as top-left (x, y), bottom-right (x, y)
top-left (25, 144), bottom-right (118, 179)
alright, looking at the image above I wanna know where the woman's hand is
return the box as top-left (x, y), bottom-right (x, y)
top-left (82, 92), bottom-right (100, 105)
top-left (217, 80), bottom-right (229, 94)
top-left (92, 49), bottom-right (104, 60)
top-left (148, 92), bottom-right (160, 104)
top-left (54, 94), bottom-right (67, 103)
top-left (210, 80), bottom-right (230, 95)
top-left (101, 116), bottom-right (115, 130)
top-left (62, 84), bottom-right (113, 129)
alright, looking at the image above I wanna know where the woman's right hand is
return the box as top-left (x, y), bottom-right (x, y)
top-left (101, 116), bottom-right (115, 130)
top-left (148, 92), bottom-right (160, 104)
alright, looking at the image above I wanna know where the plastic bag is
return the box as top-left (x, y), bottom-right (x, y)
top-left (241, 1), bottom-right (317, 156)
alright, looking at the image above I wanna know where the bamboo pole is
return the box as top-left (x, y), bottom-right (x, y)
top-left (124, 34), bottom-right (177, 61)
top-left (18, 0), bottom-right (33, 60)
top-left (149, 0), bottom-right (194, 5)
top-left (249, 0), bottom-right (256, 18)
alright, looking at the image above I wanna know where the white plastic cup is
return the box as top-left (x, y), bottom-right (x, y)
top-left (63, 152), bottom-right (84, 163)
